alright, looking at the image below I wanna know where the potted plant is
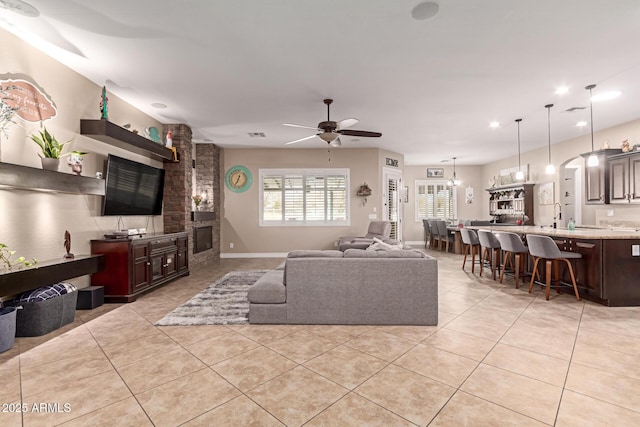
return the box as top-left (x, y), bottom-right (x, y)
top-left (0, 243), bottom-right (37, 271)
top-left (30, 127), bottom-right (86, 171)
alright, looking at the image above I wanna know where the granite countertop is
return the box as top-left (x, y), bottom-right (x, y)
top-left (467, 225), bottom-right (640, 239)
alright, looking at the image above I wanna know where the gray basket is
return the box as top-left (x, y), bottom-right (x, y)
top-left (0, 307), bottom-right (18, 353)
top-left (14, 291), bottom-right (78, 337)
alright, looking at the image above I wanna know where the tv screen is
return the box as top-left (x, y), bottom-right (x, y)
top-left (102, 155), bottom-right (165, 216)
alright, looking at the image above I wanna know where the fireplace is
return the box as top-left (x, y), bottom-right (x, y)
top-left (193, 226), bottom-right (212, 254)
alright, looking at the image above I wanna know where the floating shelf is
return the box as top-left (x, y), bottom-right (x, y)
top-left (0, 162), bottom-right (105, 195)
top-left (80, 119), bottom-right (175, 161)
top-left (0, 254), bottom-right (105, 297)
top-left (191, 211), bottom-right (216, 221)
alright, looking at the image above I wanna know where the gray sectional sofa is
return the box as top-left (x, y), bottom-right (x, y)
top-left (248, 248), bottom-right (438, 325)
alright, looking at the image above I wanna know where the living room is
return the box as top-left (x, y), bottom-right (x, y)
top-left (2, 1), bottom-right (640, 425)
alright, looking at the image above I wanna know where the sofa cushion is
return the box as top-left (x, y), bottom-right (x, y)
top-left (287, 250), bottom-right (344, 258)
top-left (248, 270), bottom-right (286, 304)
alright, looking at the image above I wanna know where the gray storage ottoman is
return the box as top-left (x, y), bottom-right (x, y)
top-left (10, 283), bottom-right (78, 337)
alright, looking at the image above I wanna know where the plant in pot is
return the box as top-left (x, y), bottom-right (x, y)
top-left (30, 128), bottom-right (86, 171)
top-left (0, 243), bottom-right (37, 271)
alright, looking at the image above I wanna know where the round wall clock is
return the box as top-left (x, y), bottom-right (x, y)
top-left (225, 165), bottom-right (252, 193)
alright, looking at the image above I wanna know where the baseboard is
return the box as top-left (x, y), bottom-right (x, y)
top-left (220, 252), bottom-right (289, 259)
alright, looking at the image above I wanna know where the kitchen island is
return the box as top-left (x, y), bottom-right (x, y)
top-left (468, 225), bottom-right (640, 306)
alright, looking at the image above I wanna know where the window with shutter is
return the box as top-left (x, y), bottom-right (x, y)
top-left (260, 169), bottom-right (350, 226)
top-left (415, 180), bottom-right (456, 222)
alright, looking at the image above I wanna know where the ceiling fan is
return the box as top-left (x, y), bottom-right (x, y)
top-left (284, 99), bottom-right (382, 146)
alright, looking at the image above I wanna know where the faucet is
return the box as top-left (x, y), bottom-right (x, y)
top-left (553, 202), bottom-right (562, 228)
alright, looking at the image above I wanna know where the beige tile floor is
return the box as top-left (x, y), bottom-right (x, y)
top-left (2, 252), bottom-right (640, 426)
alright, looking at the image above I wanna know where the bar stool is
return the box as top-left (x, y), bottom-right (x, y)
top-left (477, 230), bottom-right (501, 280)
top-left (496, 232), bottom-right (529, 288)
top-left (526, 234), bottom-right (581, 301)
top-left (460, 228), bottom-right (481, 272)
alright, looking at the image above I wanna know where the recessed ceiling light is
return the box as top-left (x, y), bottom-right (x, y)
top-left (0, 0), bottom-right (39, 17)
top-left (576, 121), bottom-right (587, 127)
top-left (555, 86), bottom-right (569, 95)
top-left (591, 90), bottom-right (622, 102)
top-left (411, 1), bottom-right (440, 21)
top-left (489, 121), bottom-right (500, 128)
top-left (151, 102), bottom-right (167, 109)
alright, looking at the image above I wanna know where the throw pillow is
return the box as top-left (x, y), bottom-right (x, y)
top-left (366, 237), bottom-right (404, 251)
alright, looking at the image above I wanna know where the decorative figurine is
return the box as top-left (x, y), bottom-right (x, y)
top-left (165, 129), bottom-right (173, 148)
top-left (100, 86), bottom-right (108, 120)
top-left (622, 139), bottom-right (631, 152)
top-left (63, 230), bottom-right (74, 259)
top-left (67, 151), bottom-right (86, 176)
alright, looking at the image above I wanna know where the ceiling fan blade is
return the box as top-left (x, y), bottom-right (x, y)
top-left (285, 134), bottom-right (318, 145)
top-left (338, 129), bottom-right (382, 137)
top-left (283, 123), bottom-right (319, 130)
top-left (337, 118), bottom-right (359, 130)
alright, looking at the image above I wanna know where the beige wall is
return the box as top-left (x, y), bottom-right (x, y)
top-left (221, 147), bottom-right (401, 254)
top-left (1, 28), bottom-right (164, 286)
top-left (481, 118), bottom-right (640, 227)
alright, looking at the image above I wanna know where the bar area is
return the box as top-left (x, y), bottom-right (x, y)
top-left (470, 225), bottom-right (640, 306)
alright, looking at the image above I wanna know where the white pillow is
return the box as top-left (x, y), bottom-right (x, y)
top-left (366, 237), bottom-right (404, 251)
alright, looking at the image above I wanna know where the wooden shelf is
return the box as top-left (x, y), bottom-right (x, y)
top-left (80, 119), bottom-right (174, 161)
top-left (191, 211), bottom-right (216, 221)
top-left (0, 162), bottom-right (105, 195)
top-left (0, 254), bottom-right (105, 297)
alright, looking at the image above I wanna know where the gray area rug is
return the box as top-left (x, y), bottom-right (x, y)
top-left (155, 270), bottom-right (268, 326)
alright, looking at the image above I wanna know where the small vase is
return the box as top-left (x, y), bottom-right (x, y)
top-left (40, 158), bottom-right (60, 171)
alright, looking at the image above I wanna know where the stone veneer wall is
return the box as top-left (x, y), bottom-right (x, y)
top-left (163, 124), bottom-right (221, 267)
top-left (194, 143), bottom-right (221, 260)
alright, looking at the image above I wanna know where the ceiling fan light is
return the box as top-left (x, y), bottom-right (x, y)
top-left (318, 131), bottom-right (338, 143)
top-left (545, 163), bottom-right (556, 174)
top-left (515, 170), bottom-right (525, 180)
top-left (587, 154), bottom-right (599, 167)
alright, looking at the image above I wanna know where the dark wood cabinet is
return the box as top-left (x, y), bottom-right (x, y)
top-left (486, 183), bottom-right (534, 225)
top-left (91, 232), bottom-right (189, 302)
top-left (609, 152), bottom-right (640, 204)
top-left (581, 149), bottom-right (621, 204)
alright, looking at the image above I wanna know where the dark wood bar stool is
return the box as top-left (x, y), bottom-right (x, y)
top-left (495, 231), bottom-right (529, 288)
top-left (460, 228), bottom-right (481, 272)
top-left (477, 230), bottom-right (501, 280)
top-left (526, 234), bottom-right (581, 301)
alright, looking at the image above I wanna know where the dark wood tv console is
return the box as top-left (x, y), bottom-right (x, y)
top-left (90, 232), bottom-right (189, 302)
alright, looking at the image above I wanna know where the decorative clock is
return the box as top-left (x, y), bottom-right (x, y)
top-left (225, 165), bottom-right (252, 193)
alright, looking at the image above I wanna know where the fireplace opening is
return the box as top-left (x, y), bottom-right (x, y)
top-left (193, 226), bottom-right (212, 254)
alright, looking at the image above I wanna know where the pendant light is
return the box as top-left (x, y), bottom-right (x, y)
top-left (448, 157), bottom-right (461, 186)
top-left (545, 104), bottom-right (555, 174)
top-left (586, 84), bottom-right (599, 167)
top-left (515, 118), bottom-right (525, 180)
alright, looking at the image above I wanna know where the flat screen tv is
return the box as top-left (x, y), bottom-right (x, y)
top-left (102, 154), bottom-right (165, 216)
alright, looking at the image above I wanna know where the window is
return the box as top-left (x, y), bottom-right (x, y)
top-left (415, 180), bottom-right (456, 221)
top-left (260, 168), bottom-right (349, 226)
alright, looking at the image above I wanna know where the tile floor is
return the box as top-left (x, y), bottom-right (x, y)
top-left (2, 252), bottom-right (640, 426)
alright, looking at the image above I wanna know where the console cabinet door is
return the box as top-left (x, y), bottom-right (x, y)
top-left (131, 243), bottom-right (151, 292)
top-left (177, 237), bottom-right (188, 273)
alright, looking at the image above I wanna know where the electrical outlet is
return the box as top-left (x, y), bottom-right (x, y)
top-left (334, 240), bottom-right (338, 247)
top-left (632, 245), bottom-right (640, 257)
top-left (607, 210), bottom-right (614, 217)
top-left (368, 213), bottom-right (377, 220)
top-left (229, 242), bottom-right (234, 249)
